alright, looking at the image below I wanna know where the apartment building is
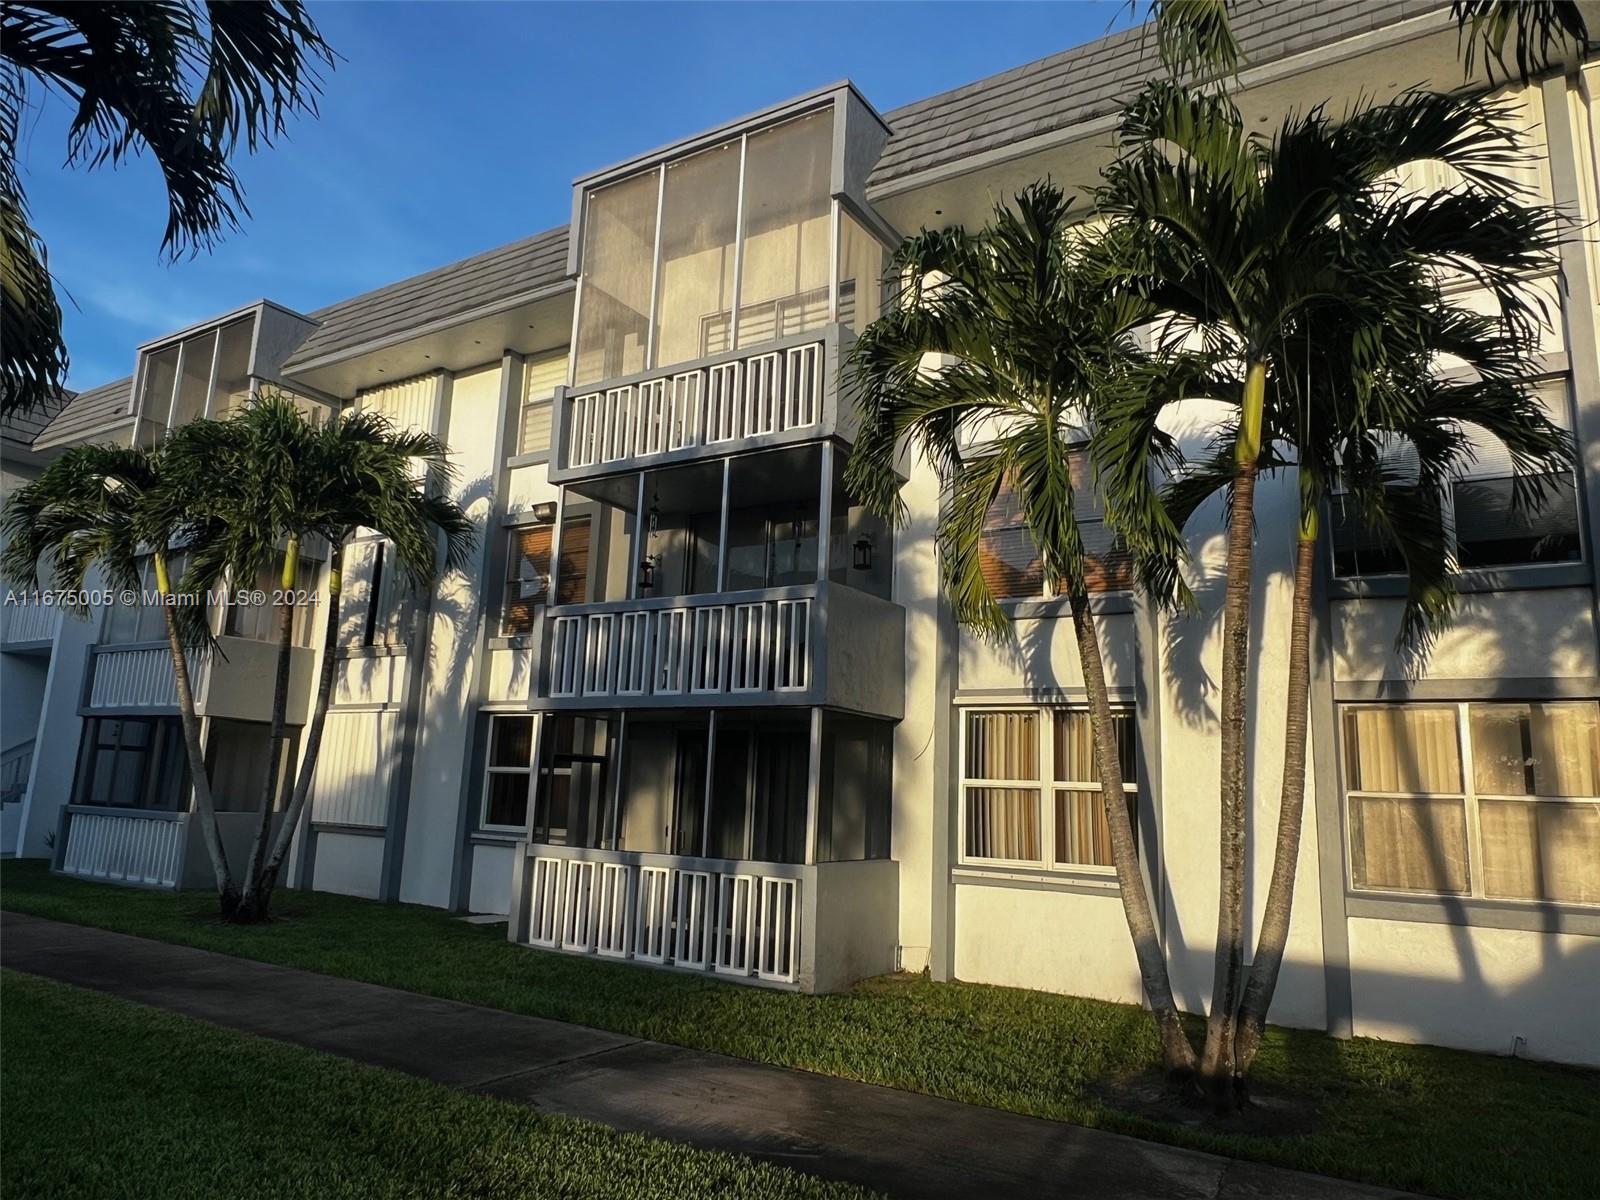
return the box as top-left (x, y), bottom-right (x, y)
top-left (3, 0), bottom-right (1596, 1066)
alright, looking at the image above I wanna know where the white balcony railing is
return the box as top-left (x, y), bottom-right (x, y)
top-left (58, 806), bottom-right (186, 888)
top-left (547, 593), bottom-right (811, 701)
top-left (520, 847), bottom-right (802, 985)
top-left (1, 600), bottom-right (61, 645)
top-left (565, 339), bottom-right (824, 470)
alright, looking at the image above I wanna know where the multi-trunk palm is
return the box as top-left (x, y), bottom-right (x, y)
top-left (181, 392), bottom-right (476, 922)
top-left (847, 182), bottom-right (1198, 1074)
top-left (1096, 79), bottom-right (1564, 1101)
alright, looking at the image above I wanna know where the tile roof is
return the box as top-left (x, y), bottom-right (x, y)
top-left (868, 0), bottom-right (1451, 190)
top-left (281, 226), bottom-right (570, 371)
top-left (40, 0), bottom-right (1451, 440)
top-left (32, 376), bottom-right (133, 449)
top-left (1, 388), bottom-right (71, 451)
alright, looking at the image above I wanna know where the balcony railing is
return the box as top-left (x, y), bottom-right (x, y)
top-left (537, 582), bottom-right (905, 718)
top-left (551, 327), bottom-right (852, 482)
top-left (57, 806), bottom-right (187, 888)
top-left (85, 644), bottom-right (209, 711)
top-left (509, 844), bottom-right (900, 993)
top-left (1, 600), bottom-right (61, 646)
top-left (545, 586), bottom-right (814, 703)
top-left (514, 845), bottom-right (803, 985)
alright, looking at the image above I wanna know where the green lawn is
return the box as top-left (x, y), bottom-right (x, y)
top-left (0, 970), bottom-right (877, 1200)
top-left (5, 860), bottom-right (1597, 1200)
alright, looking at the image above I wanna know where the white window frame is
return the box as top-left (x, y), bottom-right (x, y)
top-left (1340, 700), bottom-right (1600, 907)
top-left (480, 713), bottom-right (539, 834)
top-left (957, 703), bottom-right (1138, 876)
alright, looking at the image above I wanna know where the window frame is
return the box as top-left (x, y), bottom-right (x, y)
top-left (1340, 700), bottom-right (1600, 908)
top-left (1328, 377), bottom-right (1585, 583)
top-left (976, 453), bottom-right (1134, 603)
top-left (480, 713), bottom-right (538, 834)
top-left (957, 703), bottom-right (1139, 877)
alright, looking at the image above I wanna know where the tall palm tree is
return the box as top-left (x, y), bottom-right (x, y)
top-left (178, 393), bottom-right (476, 923)
top-left (846, 182), bottom-right (1200, 1076)
top-left (1157, 288), bottom-right (1572, 1081)
top-left (0, 2), bottom-right (334, 414)
top-left (1097, 79), bottom-right (1562, 1104)
top-left (0, 442), bottom-right (238, 906)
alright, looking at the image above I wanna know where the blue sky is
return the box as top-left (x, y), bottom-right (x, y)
top-left (18, 1), bottom-right (1134, 391)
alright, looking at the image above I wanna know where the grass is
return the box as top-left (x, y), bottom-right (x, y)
top-left (0, 970), bottom-right (878, 1200)
top-left (6, 859), bottom-right (1598, 1200)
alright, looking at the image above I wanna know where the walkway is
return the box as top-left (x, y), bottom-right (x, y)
top-left (1, 912), bottom-right (1416, 1200)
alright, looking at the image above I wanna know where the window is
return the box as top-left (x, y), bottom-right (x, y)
top-left (73, 717), bottom-right (190, 811)
top-left (961, 706), bottom-right (1138, 872)
top-left (518, 350), bottom-right (568, 456)
top-left (1331, 381), bottom-right (1581, 578)
top-left (978, 456), bottom-right (1131, 600)
top-left (501, 516), bottom-right (592, 636)
top-left (573, 171), bottom-right (658, 386)
top-left (205, 719), bottom-right (298, 813)
top-left (1343, 701), bottom-right (1599, 904)
top-left (224, 556), bottom-right (318, 646)
top-left (481, 714), bottom-right (536, 831)
top-left (340, 540), bottom-right (416, 651)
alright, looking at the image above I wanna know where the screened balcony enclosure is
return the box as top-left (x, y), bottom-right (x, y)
top-left (509, 708), bottom-right (899, 992)
top-left (539, 444), bottom-right (903, 715)
top-left (131, 304), bottom-right (331, 443)
top-left (555, 87), bottom-right (893, 483)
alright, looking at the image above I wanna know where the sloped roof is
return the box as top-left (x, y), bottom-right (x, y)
top-left (281, 226), bottom-right (570, 371)
top-left (32, 376), bottom-right (133, 449)
top-left (869, 0), bottom-right (1450, 190)
top-left (1, 388), bottom-right (71, 451)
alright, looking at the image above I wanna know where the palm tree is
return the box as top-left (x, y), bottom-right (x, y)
top-left (846, 182), bottom-right (1200, 1076)
top-left (0, 2), bottom-right (334, 414)
top-left (1096, 79), bottom-right (1562, 1104)
top-left (0, 442), bottom-right (238, 907)
top-left (178, 393), bottom-right (476, 923)
top-left (1157, 283), bottom-right (1572, 1080)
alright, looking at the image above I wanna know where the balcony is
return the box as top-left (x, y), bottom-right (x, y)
top-left (509, 843), bottom-right (898, 992)
top-left (537, 582), bottom-right (903, 718)
top-left (550, 327), bottom-right (854, 483)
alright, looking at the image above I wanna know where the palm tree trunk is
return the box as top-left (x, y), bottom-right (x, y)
top-left (254, 539), bottom-right (344, 910)
top-left (237, 537), bottom-right (299, 922)
top-left (1200, 359), bottom-right (1267, 1109)
top-left (152, 551), bottom-right (237, 912)
top-left (1069, 590), bottom-right (1198, 1078)
top-left (1235, 495), bottom-right (1318, 1074)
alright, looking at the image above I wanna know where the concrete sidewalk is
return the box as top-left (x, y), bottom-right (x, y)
top-left (1, 911), bottom-right (1415, 1200)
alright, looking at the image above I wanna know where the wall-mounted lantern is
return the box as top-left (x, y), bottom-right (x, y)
top-left (853, 535), bottom-right (874, 571)
top-left (637, 554), bottom-right (657, 591)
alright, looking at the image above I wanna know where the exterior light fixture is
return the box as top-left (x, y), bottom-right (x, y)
top-left (853, 536), bottom-right (873, 571)
top-left (530, 501), bottom-right (557, 524)
top-left (637, 555), bottom-right (657, 591)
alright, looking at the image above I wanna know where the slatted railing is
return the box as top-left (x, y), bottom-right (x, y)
top-left (565, 340), bottom-right (825, 470)
top-left (57, 807), bottom-right (186, 888)
top-left (520, 849), bottom-right (801, 986)
top-left (548, 593), bottom-right (811, 701)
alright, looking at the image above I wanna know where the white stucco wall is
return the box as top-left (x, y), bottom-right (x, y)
top-left (1347, 917), bottom-right (1600, 1066)
top-left (953, 882), bottom-right (1143, 1003)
